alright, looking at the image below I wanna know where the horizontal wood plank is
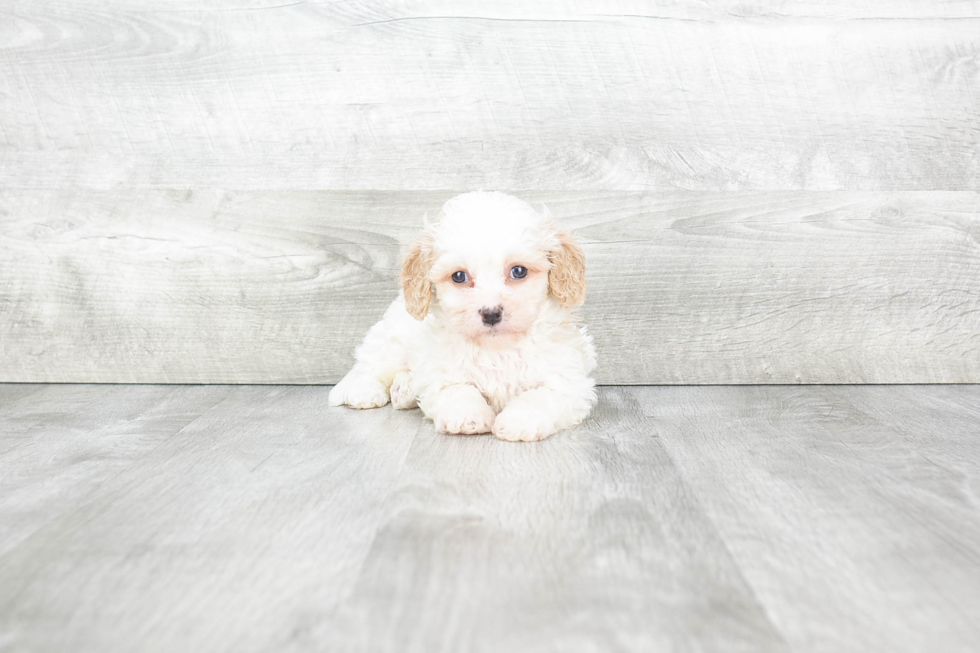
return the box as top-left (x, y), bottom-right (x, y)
top-left (1, 1), bottom-right (978, 190)
top-left (2, 189), bottom-right (977, 384)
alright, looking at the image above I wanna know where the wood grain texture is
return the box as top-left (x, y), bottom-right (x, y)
top-left (0, 385), bottom-right (421, 653)
top-left (1, 1), bottom-right (978, 190)
top-left (642, 385), bottom-right (980, 653)
top-left (0, 384), bottom-right (232, 557)
top-left (2, 384), bottom-right (980, 651)
top-left (2, 190), bottom-right (978, 384)
top-left (315, 387), bottom-right (787, 653)
top-left (0, 383), bottom-right (45, 406)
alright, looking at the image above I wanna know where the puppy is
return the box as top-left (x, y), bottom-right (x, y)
top-left (328, 191), bottom-right (596, 441)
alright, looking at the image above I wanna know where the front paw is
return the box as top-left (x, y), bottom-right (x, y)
top-left (433, 401), bottom-right (495, 435)
top-left (390, 371), bottom-right (417, 410)
top-left (492, 404), bottom-right (557, 442)
top-left (328, 375), bottom-right (389, 409)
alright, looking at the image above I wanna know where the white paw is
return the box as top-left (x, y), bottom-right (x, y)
top-left (390, 371), bottom-right (417, 410)
top-left (433, 400), bottom-right (495, 435)
top-left (492, 404), bottom-right (557, 442)
top-left (329, 375), bottom-right (389, 409)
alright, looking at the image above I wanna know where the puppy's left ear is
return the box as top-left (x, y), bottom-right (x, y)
top-left (400, 231), bottom-right (435, 320)
top-left (548, 230), bottom-right (587, 309)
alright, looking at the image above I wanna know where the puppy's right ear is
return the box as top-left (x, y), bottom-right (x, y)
top-left (400, 231), bottom-right (435, 320)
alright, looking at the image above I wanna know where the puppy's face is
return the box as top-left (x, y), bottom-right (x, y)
top-left (401, 192), bottom-right (586, 343)
top-left (429, 239), bottom-right (552, 341)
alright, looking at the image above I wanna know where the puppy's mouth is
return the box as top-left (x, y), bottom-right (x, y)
top-left (476, 315), bottom-right (513, 336)
top-left (479, 316), bottom-right (523, 338)
top-left (469, 306), bottom-right (529, 342)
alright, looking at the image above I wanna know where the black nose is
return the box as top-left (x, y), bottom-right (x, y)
top-left (480, 306), bottom-right (503, 326)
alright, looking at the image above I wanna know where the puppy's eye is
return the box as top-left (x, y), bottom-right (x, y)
top-left (451, 270), bottom-right (468, 284)
top-left (510, 265), bottom-right (528, 280)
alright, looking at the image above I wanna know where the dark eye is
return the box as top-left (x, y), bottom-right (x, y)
top-left (510, 265), bottom-right (528, 279)
top-left (451, 270), bottom-right (468, 283)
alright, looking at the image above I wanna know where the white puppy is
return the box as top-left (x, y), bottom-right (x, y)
top-left (329, 191), bottom-right (596, 441)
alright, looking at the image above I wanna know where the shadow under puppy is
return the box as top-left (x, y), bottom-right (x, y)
top-left (329, 191), bottom-right (596, 441)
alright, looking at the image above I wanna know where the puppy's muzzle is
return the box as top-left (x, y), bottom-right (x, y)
top-left (480, 306), bottom-right (503, 326)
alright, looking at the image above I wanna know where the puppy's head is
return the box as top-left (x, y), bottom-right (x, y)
top-left (400, 191), bottom-right (586, 342)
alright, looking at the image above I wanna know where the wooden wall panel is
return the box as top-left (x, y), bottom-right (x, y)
top-left (1, 1), bottom-right (978, 190)
top-left (2, 190), bottom-right (977, 384)
top-left (2, 2), bottom-right (978, 383)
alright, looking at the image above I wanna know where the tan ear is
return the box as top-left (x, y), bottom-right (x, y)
top-left (549, 231), bottom-right (587, 308)
top-left (400, 232), bottom-right (435, 320)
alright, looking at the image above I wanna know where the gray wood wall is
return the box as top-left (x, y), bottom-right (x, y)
top-left (1, 1), bottom-right (978, 384)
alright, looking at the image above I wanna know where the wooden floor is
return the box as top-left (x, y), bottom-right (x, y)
top-left (0, 384), bottom-right (978, 652)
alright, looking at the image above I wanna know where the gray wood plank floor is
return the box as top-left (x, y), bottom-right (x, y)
top-left (0, 384), bottom-right (978, 652)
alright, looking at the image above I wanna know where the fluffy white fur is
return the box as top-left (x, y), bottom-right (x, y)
top-left (328, 191), bottom-right (597, 442)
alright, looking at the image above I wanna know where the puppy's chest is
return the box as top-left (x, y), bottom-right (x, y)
top-left (461, 348), bottom-right (539, 410)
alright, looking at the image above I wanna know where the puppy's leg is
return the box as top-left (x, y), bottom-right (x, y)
top-left (492, 380), bottom-right (596, 442)
top-left (424, 384), bottom-right (495, 435)
top-left (329, 299), bottom-right (419, 410)
top-left (328, 367), bottom-right (390, 409)
top-left (390, 371), bottom-right (417, 410)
